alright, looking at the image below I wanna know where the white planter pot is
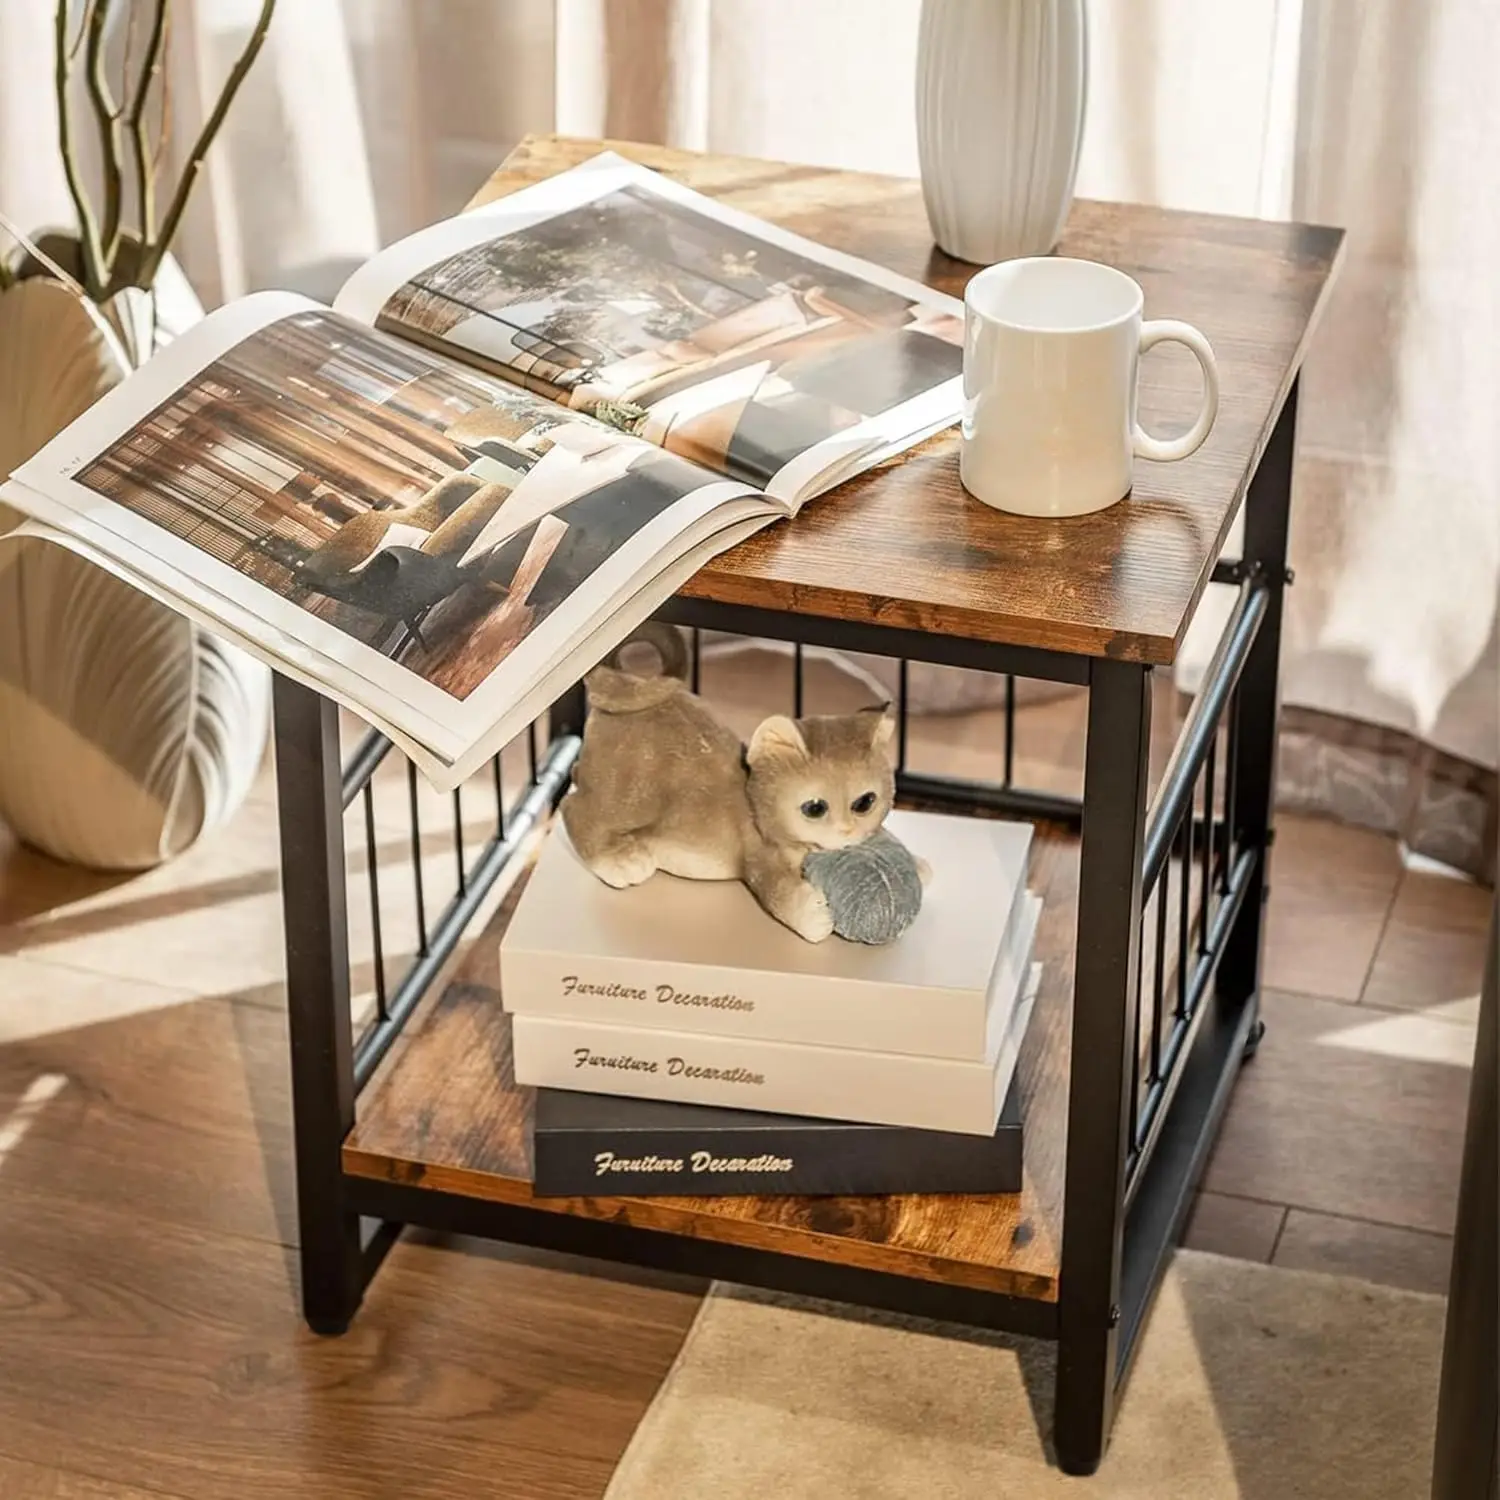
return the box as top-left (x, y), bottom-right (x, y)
top-left (916, 0), bottom-right (1089, 265)
top-left (0, 270), bottom-right (270, 871)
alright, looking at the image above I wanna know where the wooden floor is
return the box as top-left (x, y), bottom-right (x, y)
top-left (0, 649), bottom-right (1488, 1496)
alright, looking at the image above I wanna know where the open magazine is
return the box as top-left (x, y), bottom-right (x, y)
top-left (1, 153), bottom-right (963, 790)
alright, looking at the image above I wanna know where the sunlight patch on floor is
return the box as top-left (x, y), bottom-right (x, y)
top-left (1317, 1001), bottom-right (1480, 1068)
top-left (0, 956), bottom-right (202, 1046)
top-left (0, 1073), bottom-right (67, 1164)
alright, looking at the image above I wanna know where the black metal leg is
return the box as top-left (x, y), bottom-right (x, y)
top-left (1219, 379), bottom-right (1298, 1010)
top-left (1054, 659), bottom-right (1152, 1477)
top-left (272, 675), bottom-right (363, 1336)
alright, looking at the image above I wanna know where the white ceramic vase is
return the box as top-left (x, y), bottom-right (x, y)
top-left (916, 0), bottom-right (1089, 265)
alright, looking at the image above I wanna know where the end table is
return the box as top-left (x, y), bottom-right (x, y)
top-left (272, 136), bottom-right (1343, 1476)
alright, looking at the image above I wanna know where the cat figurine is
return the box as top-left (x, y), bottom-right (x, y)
top-left (561, 662), bottom-right (901, 943)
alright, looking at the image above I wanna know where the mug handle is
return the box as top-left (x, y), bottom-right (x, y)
top-left (1132, 320), bottom-right (1220, 462)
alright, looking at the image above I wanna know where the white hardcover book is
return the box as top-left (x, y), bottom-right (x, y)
top-left (511, 937), bottom-right (1043, 1137)
top-left (501, 809), bottom-right (1034, 1060)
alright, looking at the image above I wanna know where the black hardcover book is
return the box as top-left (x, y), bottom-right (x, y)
top-left (531, 1076), bottom-right (1023, 1198)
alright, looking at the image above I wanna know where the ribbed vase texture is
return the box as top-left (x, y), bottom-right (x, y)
top-left (916, 0), bottom-right (1088, 264)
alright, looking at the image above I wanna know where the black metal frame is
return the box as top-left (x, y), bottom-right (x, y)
top-left (272, 384), bottom-right (1299, 1477)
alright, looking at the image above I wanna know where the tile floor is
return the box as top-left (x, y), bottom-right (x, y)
top-left (1186, 822), bottom-right (1488, 1293)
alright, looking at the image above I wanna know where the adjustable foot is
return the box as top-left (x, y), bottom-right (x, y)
top-left (1242, 1018), bottom-right (1267, 1062)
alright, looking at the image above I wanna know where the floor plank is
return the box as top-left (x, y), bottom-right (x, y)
top-left (1362, 867), bottom-right (1492, 1013)
top-left (1181, 1192), bottom-right (1287, 1263)
top-left (0, 998), bottom-right (295, 1249)
top-left (0, 993), bottom-right (290, 1140)
top-left (0, 797), bottom-right (509, 1038)
top-left (0, 954), bottom-right (199, 1046)
top-left (1261, 817), bottom-right (1404, 1001)
top-left (0, 1453), bottom-right (190, 1500)
top-left (1202, 989), bottom-right (1472, 1234)
top-left (1273, 1210), bottom-right (1455, 1297)
top-left (0, 1192), bottom-right (697, 1500)
top-left (0, 811), bottom-right (286, 990)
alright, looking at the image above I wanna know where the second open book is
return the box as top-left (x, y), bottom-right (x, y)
top-left (0, 152), bottom-right (963, 788)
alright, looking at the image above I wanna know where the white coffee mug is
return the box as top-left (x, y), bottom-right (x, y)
top-left (960, 257), bottom-right (1219, 518)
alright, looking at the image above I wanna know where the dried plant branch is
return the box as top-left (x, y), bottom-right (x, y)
top-left (121, 0), bottom-right (140, 91)
top-left (67, 2), bottom-right (91, 59)
top-left (84, 0), bottom-right (127, 272)
top-left (55, 0), bottom-right (108, 298)
top-left (152, 20), bottom-right (173, 177)
top-left (83, 3), bottom-right (122, 122)
top-left (53, 0), bottom-right (274, 300)
top-left (127, 0), bottom-right (172, 250)
top-left (138, 0), bottom-right (276, 289)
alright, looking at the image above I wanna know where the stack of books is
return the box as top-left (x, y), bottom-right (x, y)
top-left (500, 809), bottom-right (1040, 1197)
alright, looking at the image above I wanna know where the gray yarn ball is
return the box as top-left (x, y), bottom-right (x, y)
top-left (803, 829), bottom-right (924, 945)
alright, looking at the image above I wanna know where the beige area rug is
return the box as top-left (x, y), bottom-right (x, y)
top-left (604, 1251), bottom-right (1443, 1499)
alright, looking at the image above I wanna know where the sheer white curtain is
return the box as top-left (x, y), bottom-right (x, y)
top-left (2, 0), bottom-right (1493, 867)
top-left (551, 0), bottom-right (1500, 873)
top-left (1154, 0), bottom-right (1499, 870)
top-left (1289, 1), bottom-right (1498, 766)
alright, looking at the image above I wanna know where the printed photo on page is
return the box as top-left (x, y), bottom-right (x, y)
top-left (1, 152), bottom-right (967, 790)
top-left (59, 303), bottom-right (737, 704)
top-left (337, 155), bottom-right (964, 498)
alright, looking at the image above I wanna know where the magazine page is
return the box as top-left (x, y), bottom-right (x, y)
top-left (2, 515), bottom-right (461, 777)
top-left (335, 152), bottom-right (964, 509)
top-left (443, 507), bottom-right (774, 785)
top-left (3, 289), bottom-right (771, 787)
top-left (3, 502), bottom-right (776, 789)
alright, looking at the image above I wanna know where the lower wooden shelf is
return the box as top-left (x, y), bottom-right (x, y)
top-left (344, 826), bottom-right (1090, 1304)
